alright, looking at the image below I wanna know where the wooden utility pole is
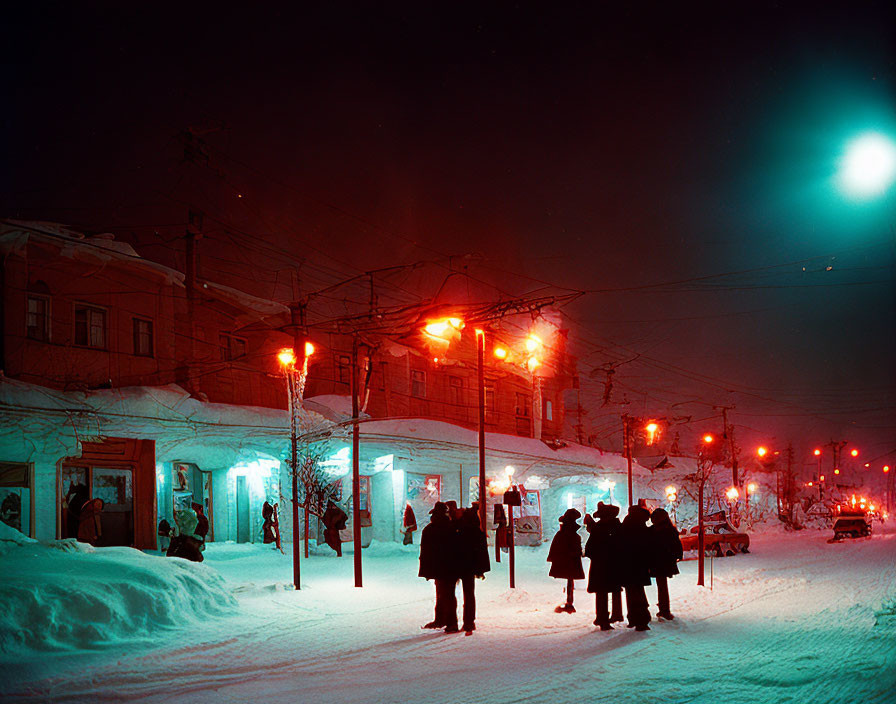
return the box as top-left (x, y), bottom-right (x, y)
top-left (477, 330), bottom-right (487, 533)
top-left (351, 337), bottom-right (363, 587)
top-left (623, 414), bottom-right (634, 507)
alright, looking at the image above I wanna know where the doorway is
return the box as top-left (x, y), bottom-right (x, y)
top-left (236, 475), bottom-right (250, 543)
top-left (61, 464), bottom-right (134, 546)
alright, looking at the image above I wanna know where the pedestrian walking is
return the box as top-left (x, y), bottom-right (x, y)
top-left (456, 505), bottom-right (490, 634)
top-left (322, 500), bottom-right (348, 556)
top-left (166, 506), bottom-right (204, 562)
top-left (619, 505), bottom-right (653, 631)
top-left (649, 507), bottom-right (683, 620)
top-left (547, 508), bottom-right (585, 613)
top-left (584, 502), bottom-right (623, 629)
top-left (418, 501), bottom-right (460, 632)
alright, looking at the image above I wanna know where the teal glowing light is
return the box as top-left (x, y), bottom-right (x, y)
top-left (837, 132), bottom-right (896, 199)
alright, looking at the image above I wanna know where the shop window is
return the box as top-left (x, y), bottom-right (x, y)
top-left (411, 369), bottom-right (426, 398)
top-left (220, 334), bottom-right (247, 361)
top-left (74, 304), bottom-right (106, 349)
top-left (0, 462), bottom-right (32, 537)
top-left (484, 386), bottom-right (496, 423)
top-left (133, 318), bottom-right (154, 357)
top-left (26, 295), bottom-right (50, 341)
top-left (545, 399), bottom-right (553, 421)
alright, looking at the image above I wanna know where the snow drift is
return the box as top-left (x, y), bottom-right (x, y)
top-left (0, 523), bottom-right (237, 654)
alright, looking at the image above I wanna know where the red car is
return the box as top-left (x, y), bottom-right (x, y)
top-left (679, 511), bottom-right (750, 557)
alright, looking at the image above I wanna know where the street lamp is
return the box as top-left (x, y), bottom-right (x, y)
top-left (837, 131), bottom-right (896, 200)
top-left (278, 342), bottom-right (315, 591)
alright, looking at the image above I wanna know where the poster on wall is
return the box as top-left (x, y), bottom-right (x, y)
top-left (336, 475), bottom-right (372, 543)
top-left (515, 487), bottom-right (543, 545)
top-left (407, 474), bottom-right (441, 529)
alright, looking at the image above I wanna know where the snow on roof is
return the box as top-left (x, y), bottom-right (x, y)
top-left (0, 219), bottom-right (186, 285)
top-left (0, 377), bottom-right (332, 468)
top-left (200, 279), bottom-right (290, 319)
top-left (302, 395), bottom-right (640, 481)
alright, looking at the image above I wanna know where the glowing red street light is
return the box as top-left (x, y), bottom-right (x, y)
top-left (814, 449), bottom-right (821, 456)
top-left (850, 449), bottom-right (859, 457)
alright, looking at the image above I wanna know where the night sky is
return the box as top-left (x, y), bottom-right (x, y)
top-left (3, 2), bottom-right (895, 473)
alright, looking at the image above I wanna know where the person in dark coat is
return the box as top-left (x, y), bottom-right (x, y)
top-left (262, 500), bottom-right (277, 544)
top-left (418, 501), bottom-right (460, 632)
top-left (456, 505), bottom-right (490, 633)
top-left (649, 507), bottom-right (684, 620)
top-left (191, 502), bottom-right (209, 552)
top-left (78, 498), bottom-right (104, 545)
top-left (619, 505), bottom-right (653, 631)
top-left (322, 500), bottom-right (348, 556)
top-left (65, 482), bottom-right (89, 539)
top-left (584, 502), bottom-right (624, 629)
top-left (547, 508), bottom-right (585, 613)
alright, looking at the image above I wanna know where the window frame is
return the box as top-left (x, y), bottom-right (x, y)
top-left (219, 333), bottom-right (247, 361)
top-left (132, 317), bottom-right (154, 358)
top-left (73, 303), bottom-right (107, 349)
top-left (515, 392), bottom-right (531, 418)
top-left (25, 294), bottom-right (50, 342)
top-left (336, 354), bottom-right (352, 384)
top-left (410, 369), bottom-right (427, 398)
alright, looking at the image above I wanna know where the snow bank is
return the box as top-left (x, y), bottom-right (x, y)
top-left (0, 523), bottom-right (237, 655)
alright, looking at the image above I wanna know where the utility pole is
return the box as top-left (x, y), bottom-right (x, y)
top-left (351, 337), bottom-right (363, 588)
top-left (476, 329), bottom-right (487, 533)
top-left (623, 414), bottom-right (634, 507)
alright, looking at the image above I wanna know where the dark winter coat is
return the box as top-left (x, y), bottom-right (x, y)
top-left (649, 513), bottom-right (683, 579)
top-left (262, 501), bottom-right (278, 544)
top-left (618, 508), bottom-right (653, 587)
top-left (418, 513), bottom-right (459, 581)
top-left (167, 534), bottom-right (204, 562)
top-left (78, 498), bottom-right (103, 544)
top-left (584, 517), bottom-right (622, 593)
top-left (456, 511), bottom-right (490, 578)
top-left (191, 503), bottom-right (209, 539)
top-left (547, 522), bottom-right (585, 580)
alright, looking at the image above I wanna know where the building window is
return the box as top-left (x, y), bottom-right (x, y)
top-left (132, 318), bottom-right (154, 357)
top-left (336, 354), bottom-right (351, 384)
top-left (449, 376), bottom-right (464, 407)
top-left (515, 393), bottom-right (531, 417)
top-left (484, 386), bottom-right (496, 423)
top-left (26, 296), bottom-right (49, 341)
top-left (219, 334), bottom-right (247, 361)
top-left (74, 304), bottom-right (106, 348)
top-left (545, 399), bottom-right (553, 421)
top-left (411, 369), bottom-right (426, 398)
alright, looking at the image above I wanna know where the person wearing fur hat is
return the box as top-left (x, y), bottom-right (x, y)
top-left (584, 502), bottom-right (624, 629)
top-left (619, 505), bottom-right (653, 630)
top-left (547, 508), bottom-right (585, 613)
top-left (419, 501), bottom-right (460, 632)
top-left (649, 507), bottom-right (683, 620)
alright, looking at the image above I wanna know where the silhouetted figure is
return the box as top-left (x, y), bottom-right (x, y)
top-left (262, 500), bottom-right (277, 544)
top-left (322, 500), bottom-right (348, 556)
top-left (584, 502), bottom-right (623, 630)
top-left (547, 508), bottom-right (585, 613)
top-left (78, 498), bottom-right (104, 545)
top-left (649, 507), bottom-right (683, 620)
top-left (456, 505), bottom-right (490, 633)
top-left (402, 503), bottom-right (417, 545)
top-left (619, 505), bottom-right (653, 631)
top-left (65, 483), bottom-right (89, 539)
top-left (419, 501), bottom-right (460, 632)
top-left (192, 502), bottom-right (209, 553)
top-left (158, 518), bottom-right (173, 551)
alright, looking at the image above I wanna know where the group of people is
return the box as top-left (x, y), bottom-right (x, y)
top-left (548, 502), bottom-right (683, 631)
top-left (418, 501), bottom-right (490, 634)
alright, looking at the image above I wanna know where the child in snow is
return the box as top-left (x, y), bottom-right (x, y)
top-left (547, 508), bottom-right (585, 613)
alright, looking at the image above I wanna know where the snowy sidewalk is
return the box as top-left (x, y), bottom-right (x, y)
top-left (5, 527), bottom-right (896, 703)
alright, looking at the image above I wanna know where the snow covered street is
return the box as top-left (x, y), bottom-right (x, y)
top-left (5, 526), bottom-right (895, 704)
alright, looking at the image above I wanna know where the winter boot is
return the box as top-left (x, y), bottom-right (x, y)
top-left (423, 621), bottom-right (443, 629)
top-left (462, 623), bottom-right (476, 632)
top-left (555, 603), bottom-right (576, 614)
top-left (635, 624), bottom-right (650, 632)
top-left (657, 610), bottom-right (675, 620)
top-left (444, 624), bottom-right (460, 634)
top-left (593, 619), bottom-right (613, 630)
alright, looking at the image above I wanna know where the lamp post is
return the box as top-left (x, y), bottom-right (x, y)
top-left (278, 342), bottom-right (314, 591)
top-left (697, 433), bottom-right (717, 587)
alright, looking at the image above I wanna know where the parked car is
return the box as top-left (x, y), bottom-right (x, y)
top-left (679, 510), bottom-right (750, 557)
top-left (831, 515), bottom-right (872, 540)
